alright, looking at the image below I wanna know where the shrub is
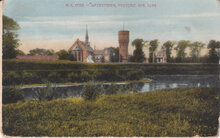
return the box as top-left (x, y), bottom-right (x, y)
top-left (3, 87), bottom-right (24, 104)
top-left (21, 71), bottom-right (41, 84)
top-left (3, 71), bottom-right (21, 85)
top-left (48, 72), bottom-right (61, 83)
top-left (106, 84), bottom-right (119, 95)
top-left (126, 70), bottom-right (144, 80)
top-left (80, 71), bottom-right (92, 82)
top-left (82, 82), bottom-right (102, 101)
top-left (35, 83), bottom-right (60, 101)
top-left (68, 72), bottom-right (79, 82)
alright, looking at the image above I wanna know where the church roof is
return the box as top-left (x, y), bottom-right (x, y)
top-left (73, 45), bottom-right (82, 50)
top-left (80, 41), bottom-right (94, 52)
top-left (69, 39), bottom-right (94, 52)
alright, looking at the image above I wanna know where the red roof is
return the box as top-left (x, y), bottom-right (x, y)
top-left (16, 56), bottom-right (59, 60)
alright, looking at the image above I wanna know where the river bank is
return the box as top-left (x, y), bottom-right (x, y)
top-left (3, 88), bottom-right (219, 136)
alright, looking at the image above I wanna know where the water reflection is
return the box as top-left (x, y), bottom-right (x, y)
top-left (20, 75), bottom-right (220, 100)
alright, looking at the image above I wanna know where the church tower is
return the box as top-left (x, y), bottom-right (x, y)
top-left (85, 25), bottom-right (89, 44)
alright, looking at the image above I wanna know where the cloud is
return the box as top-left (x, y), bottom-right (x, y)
top-left (18, 15), bottom-right (176, 30)
top-left (169, 12), bottom-right (220, 18)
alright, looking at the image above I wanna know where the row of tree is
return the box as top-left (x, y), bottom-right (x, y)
top-left (3, 15), bottom-right (220, 63)
top-left (130, 39), bottom-right (220, 63)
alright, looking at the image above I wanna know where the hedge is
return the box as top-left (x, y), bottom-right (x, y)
top-left (2, 59), bottom-right (220, 85)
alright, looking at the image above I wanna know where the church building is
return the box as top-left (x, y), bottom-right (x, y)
top-left (68, 26), bottom-right (118, 63)
top-left (68, 26), bottom-right (94, 62)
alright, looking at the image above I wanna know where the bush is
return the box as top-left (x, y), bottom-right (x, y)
top-left (35, 83), bottom-right (60, 101)
top-left (48, 72), bottom-right (61, 83)
top-left (106, 84), bottom-right (119, 95)
top-left (126, 70), bottom-right (144, 80)
top-left (68, 72), bottom-right (79, 82)
top-left (3, 87), bottom-right (24, 104)
top-left (3, 71), bottom-right (21, 85)
top-left (82, 82), bottom-right (102, 101)
top-left (80, 71), bottom-right (92, 82)
top-left (21, 71), bottom-right (41, 84)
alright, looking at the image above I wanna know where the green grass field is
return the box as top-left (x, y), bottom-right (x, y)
top-left (3, 88), bottom-right (220, 137)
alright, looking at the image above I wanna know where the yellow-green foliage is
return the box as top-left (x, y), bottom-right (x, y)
top-left (3, 88), bottom-right (220, 137)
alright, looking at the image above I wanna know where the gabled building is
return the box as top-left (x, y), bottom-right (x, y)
top-left (68, 26), bottom-right (117, 63)
top-left (94, 50), bottom-right (104, 63)
top-left (68, 26), bottom-right (94, 62)
top-left (93, 47), bottom-right (115, 63)
top-left (155, 50), bottom-right (167, 63)
top-left (103, 47), bottom-right (114, 63)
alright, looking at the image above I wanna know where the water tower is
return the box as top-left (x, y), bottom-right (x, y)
top-left (118, 30), bottom-right (129, 62)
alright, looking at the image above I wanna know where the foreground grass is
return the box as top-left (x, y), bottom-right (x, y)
top-left (16, 78), bottom-right (151, 88)
top-left (3, 88), bottom-right (220, 137)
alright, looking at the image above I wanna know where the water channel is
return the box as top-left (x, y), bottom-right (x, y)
top-left (20, 75), bottom-right (220, 100)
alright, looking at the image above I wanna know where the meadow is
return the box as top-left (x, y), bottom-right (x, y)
top-left (3, 88), bottom-right (220, 137)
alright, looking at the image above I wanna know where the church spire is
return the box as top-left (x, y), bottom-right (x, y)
top-left (85, 25), bottom-right (89, 44)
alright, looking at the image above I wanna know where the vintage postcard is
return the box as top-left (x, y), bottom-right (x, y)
top-left (1, 0), bottom-right (220, 137)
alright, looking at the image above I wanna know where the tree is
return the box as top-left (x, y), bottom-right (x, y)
top-left (3, 15), bottom-right (20, 59)
top-left (101, 56), bottom-right (105, 63)
top-left (174, 40), bottom-right (190, 62)
top-left (130, 39), bottom-right (146, 63)
top-left (110, 47), bottom-right (119, 62)
top-left (207, 40), bottom-right (219, 63)
top-left (28, 48), bottom-right (55, 56)
top-left (149, 39), bottom-right (159, 63)
top-left (16, 49), bottom-right (25, 56)
top-left (162, 41), bottom-right (175, 62)
top-left (189, 41), bottom-right (205, 62)
top-left (56, 49), bottom-right (73, 60)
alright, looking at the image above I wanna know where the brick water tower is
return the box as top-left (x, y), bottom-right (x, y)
top-left (118, 30), bottom-right (129, 62)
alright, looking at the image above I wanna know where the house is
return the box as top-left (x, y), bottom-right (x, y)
top-left (155, 50), bottom-right (167, 63)
top-left (103, 47), bottom-right (114, 63)
top-left (94, 50), bottom-right (104, 63)
top-left (93, 48), bottom-right (115, 63)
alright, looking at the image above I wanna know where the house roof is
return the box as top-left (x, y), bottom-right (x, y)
top-left (155, 51), bottom-right (166, 57)
top-left (94, 50), bottom-right (104, 55)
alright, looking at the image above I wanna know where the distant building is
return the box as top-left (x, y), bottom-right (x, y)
top-left (118, 30), bottom-right (129, 63)
top-left (155, 50), bottom-right (167, 63)
top-left (94, 50), bottom-right (104, 63)
top-left (94, 47), bottom-right (115, 63)
top-left (16, 55), bottom-right (58, 60)
top-left (103, 48), bottom-right (114, 63)
top-left (145, 57), bottom-right (149, 63)
top-left (68, 26), bottom-right (94, 63)
top-left (68, 26), bottom-right (115, 63)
